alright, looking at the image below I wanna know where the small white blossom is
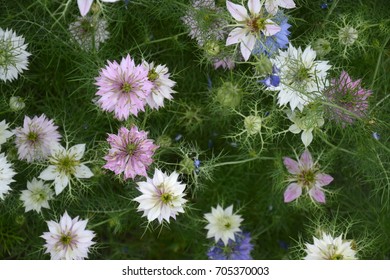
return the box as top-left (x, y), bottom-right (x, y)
top-left (134, 169), bottom-right (187, 224)
top-left (0, 153), bottom-right (16, 199)
top-left (20, 178), bottom-right (54, 213)
top-left (41, 211), bottom-right (96, 260)
top-left (204, 205), bottom-right (243, 245)
top-left (39, 143), bottom-right (93, 195)
top-left (0, 120), bottom-right (14, 148)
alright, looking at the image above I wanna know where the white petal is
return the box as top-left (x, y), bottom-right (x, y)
top-left (279, 0), bottom-right (296, 9)
top-left (39, 166), bottom-right (58, 181)
top-left (263, 20), bottom-right (281, 36)
top-left (226, 28), bottom-right (245, 46)
top-left (301, 129), bottom-right (313, 147)
top-left (248, 0), bottom-right (261, 15)
top-left (265, 0), bottom-right (278, 15)
top-left (77, 0), bottom-right (93, 17)
top-left (226, 1), bottom-right (248, 21)
top-left (68, 144), bottom-right (86, 160)
top-left (54, 174), bottom-right (69, 195)
top-left (240, 34), bottom-right (256, 61)
top-left (74, 165), bottom-right (93, 179)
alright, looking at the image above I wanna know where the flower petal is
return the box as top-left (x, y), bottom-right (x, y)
top-left (263, 20), bottom-right (281, 36)
top-left (54, 174), bottom-right (69, 195)
top-left (74, 165), bottom-right (94, 179)
top-left (283, 157), bottom-right (300, 174)
top-left (68, 144), bottom-right (86, 160)
top-left (240, 34), bottom-right (256, 61)
top-left (226, 1), bottom-right (248, 21)
top-left (39, 165), bottom-right (58, 181)
top-left (248, 0), bottom-right (261, 15)
top-left (309, 187), bottom-right (326, 203)
top-left (279, 0), bottom-right (296, 9)
top-left (265, 0), bottom-right (278, 15)
top-left (301, 129), bottom-right (313, 147)
top-left (284, 183), bottom-right (302, 203)
top-left (300, 149), bottom-right (313, 170)
top-left (315, 173), bottom-right (333, 187)
top-left (77, 0), bottom-right (93, 17)
top-left (226, 28), bottom-right (245, 46)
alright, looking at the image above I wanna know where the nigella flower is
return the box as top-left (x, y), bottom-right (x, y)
top-left (20, 178), bottom-right (54, 213)
top-left (226, 0), bottom-right (281, 61)
top-left (103, 126), bottom-right (158, 180)
top-left (207, 232), bottom-right (254, 260)
top-left (95, 54), bottom-right (153, 120)
top-left (9, 96), bottom-right (26, 111)
top-left (204, 205), bottom-right (243, 245)
top-left (142, 61), bottom-right (176, 109)
top-left (268, 44), bottom-right (331, 111)
top-left (0, 28), bottom-right (31, 82)
top-left (304, 232), bottom-right (357, 260)
top-left (181, 0), bottom-right (227, 46)
top-left (264, 0), bottom-right (296, 15)
top-left (325, 71), bottom-right (372, 126)
top-left (0, 120), bottom-right (14, 148)
top-left (41, 211), bottom-right (96, 260)
top-left (13, 114), bottom-right (61, 162)
top-left (133, 169), bottom-right (187, 224)
top-left (213, 56), bottom-right (236, 70)
top-left (252, 11), bottom-right (291, 56)
top-left (39, 143), bottom-right (93, 195)
top-left (0, 153), bottom-right (16, 200)
top-left (69, 16), bottom-right (109, 51)
top-left (283, 150), bottom-right (333, 203)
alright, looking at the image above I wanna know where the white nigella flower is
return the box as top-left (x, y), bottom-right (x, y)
top-left (142, 61), bottom-right (176, 110)
top-left (204, 204), bottom-right (243, 245)
top-left (269, 44), bottom-right (331, 111)
top-left (286, 109), bottom-right (324, 147)
top-left (39, 143), bottom-right (93, 195)
top-left (0, 120), bottom-right (14, 148)
top-left (226, 0), bottom-right (281, 61)
top-left (264, 0), bottom-right (296, 16)
top-left (0, 28), bottom-right (31, 82)
top-left (133, 169), bottom-right (187, 224)
top-left (20, 178), bottom-right (54, 213)
top-left (9, 96), bottom-right (26, 111)
top-left (338, 26), bottom-right (358, 46)
top-left (41, 211), bottom-right (96, 260)
top-left (0, 153), bottom-right (16, 200)
top-left (304, 232), bottom-right (357, 260)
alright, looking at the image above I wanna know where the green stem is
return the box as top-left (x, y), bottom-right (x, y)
top-left (213, 156), bottom-right (274, 168)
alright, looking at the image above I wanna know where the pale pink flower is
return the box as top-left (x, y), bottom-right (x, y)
top-left (325, 71), bottom-right (373, 126)
top-left (264, 0), bottom-right (296, 16)
top-left (13, 114), bottom-right (61, 162)
top-left (95, 54), bottom-right (153, 120)
top-left (103, 126), bottom-right (158, 180)
top-left (226, 0), bottom-right (281, 61)
top-left (77, 0), bottom-right (120, 17)
top-left (142, 61), bottom-right (176, 110)
top-left (283, 150), bottom-right (333, 203)
top-left (41, 211), bottom-right (95, 260)
top-left (213, 57), bottom-right (235, 70)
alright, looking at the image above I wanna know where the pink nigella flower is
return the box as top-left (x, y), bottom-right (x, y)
top-left (325, 71), bottom-right (372, 126)
top-left (226, 0), bottom-right (281, 61)
top-left (103, 126), bottom-right (158, 180)
top-left (95, 54), bottom-right (153, 121)
top-left (14, 114), bottom-right (61, 162)
top-left (283, 150), bottom-right (333, 203)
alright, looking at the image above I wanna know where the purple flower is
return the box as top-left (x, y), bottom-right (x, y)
top-left (260, 65), bottom-right (280, 87)
top-left (207, 232), bottom-right (254, 260)
top-left (325, 71), bottom-right (372, 126)
top-left (14, 114), bottom-right (61, 162)
top-left (283, 150), bottom-right (333, 203)
top-left (103, 126), bottom-right (158, 180)
top-left (95, 54), bottom-right (153, 121)
top-left (252, 12), bottom-right (291, 57)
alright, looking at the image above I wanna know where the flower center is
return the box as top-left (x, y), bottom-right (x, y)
top-left (27, 131), bottom-right (39, 142)
top-left (60, 232), bottom-right (73, 246)
top-left (33, 191), bottom-right (47, 203)
top-left (80, 18), bottom-right (94, 34)
top-left (161, 193), bottom-right (173, 204)
top-left (298, 170), bottom-right (315, 187)
top-left (122, 82), bottom-right (132, 93)
top-left (148, 69), bottom-right (159, 82)
top-left (247, 16), bottom-right (266, 33)
top-left (126, 142), bottom-right (138, 155)
top-left (330, 253), bottom-right (344, 260)
top-left (294, 67), bottom-right (310, 82)
top-left (57, 155), bottom-right (78, 175)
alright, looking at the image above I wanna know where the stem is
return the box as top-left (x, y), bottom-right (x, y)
top-left (213, 156), bottom-right (274, 168)
top-left (370, 35), bottom-right (390, 90)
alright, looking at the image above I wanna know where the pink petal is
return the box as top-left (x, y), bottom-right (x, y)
top-left (309, 187), bottom-right (326, 203)
top-left (240, 34), bottom-right (256, 61)
top-left (77, 0), bottom-right (93, 17)
top-left (283, 157), bottom-right (300, 174)
top-left (248, 0), bottom-right (261, 15)
top-left (284, 183), bottom-right (302, 203)
top-left (300, 150), bottom-right (313, 170)
top-left (265, 0), bottom-right (278, 15)
top-left (263, 20), bottom-right (281, 36)
top-left (315, 173), bottom-right (334, 187)
top-left (226, 1), bottom-right (248, 21)
top-left (226, 28), bottom-right (245, 46)
top-left (279, 0), bottom-right (296, 9)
